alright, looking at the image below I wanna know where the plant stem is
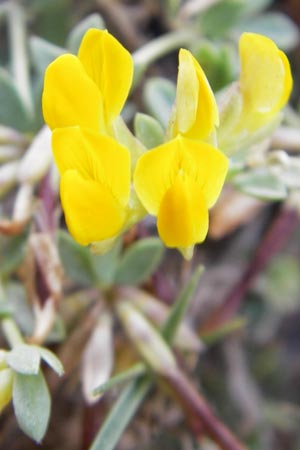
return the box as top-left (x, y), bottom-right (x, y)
top-left (0, 280), bottom-right (24, 347)
top-left (132, 29), bottom-right (196, 85)
top-left (200, 206), bottom-right (298, 334)
top-left (133, 29), bottom-right (195, 66)
top-left (7, 0), bottom-right (33, 115)
top-left (164, 369), bottom-right (248, 450)
top-left (1, 317), bottom-right (24, 347)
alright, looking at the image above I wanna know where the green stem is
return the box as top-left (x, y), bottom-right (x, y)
top-left (0, 280), bottom-right (24, 348)
top-left (132, 29), bottom-right (197, 85)
top-left (1, 318), bottom-right (24, 347)
top-left (7, 0), bottom-right (33, 115)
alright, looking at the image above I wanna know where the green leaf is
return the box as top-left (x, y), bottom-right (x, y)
top-left (143, 78), bottom-right (176, 128)
top-left (201, 317), bottom-right (245, 344)
top-left (67, 13), bottom-right (105, 54)
top-left (239, 0), bottom-right (272, 17)
top-left (13, 371), bottom-right (51, 442)
top-left (7, 344), bottom-right (41, 375)
top-left (57, 230), bottom-right (97, 286)
top-left (29, 36), bottom-right (65, 73)
top-left (0, 69), bottom-right (32, 132)
top-left (91, 240), bottom-right (121, 287)
top-left (233, 168), bottom-right (287, 200)
top-left (199, 0), bottom-right (245, 38)
top-left (0, 302), bottom-right (13, 318)
top-left (162, 266), bottom-right (204, 344)
top-left (114, 238), bottom-right (164, 285)
top-left (89, 376), bottom-right (151, 450)
top-left (4, 282), bottom-right (35, 336)
top-left (35, 347), bottom-right (64, 376)
top-left (232, 12), bottom-right (300, 51)
top-left (192, 41), bottom-right (236, 92)
top-left (93, 363), bottom-right (146, 396)
top-left (279, 160), bottom-right (300, 189)
top-left (134, 113), bottom-right (165, 149)
top-left (0, 227), bottom-right (29, 278)
top-left (58, 231), bottom-right (121, 288)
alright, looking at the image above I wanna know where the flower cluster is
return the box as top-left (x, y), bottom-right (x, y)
top-left (42, 29), bottom-right (291, 258)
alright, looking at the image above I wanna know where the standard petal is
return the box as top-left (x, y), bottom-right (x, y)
top-left (175, 49), bottom-right (219, 140)
top-left (42, 54), bottom-right (105, 132)
top-left (133, 138), bottom-right (181, 215)
top-left (60, 170), bottom-right (127, 246)
top-left (78, 29), bottom-right (133, 122)
top-left (52, 127), bottom-right (131, 205)
top-left (134, 136), bottom-right (228, 215)
top-left (157, 175), bottom-right (209, 248)
top-left (239, 33), bottom-right (292, 129)
top-left (175, 49), bottom-right (199, 134)
top-left (177, 136), bottom-right (228, 208)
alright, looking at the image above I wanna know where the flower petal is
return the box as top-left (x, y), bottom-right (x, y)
top-left (133, 136), bottom-right (228, 215)
top-left (78, 29), bottom-right (133, 122)
top-left (42, 54), bottom-right (105, 132)
top-left (52, 127), bottom-right (131, 205)
top-left (60, 170), bottom-right (127, 245)
top-left (177, 136), bottom-right (228, 208)
top-left (157, 175), bottom-right (208, 248)
top-left (133, 138), bottom-right (180, 215)
top-left (239, 32), bottom-right (292, 129)
top-left (174, 49), bottom-right (219, 140)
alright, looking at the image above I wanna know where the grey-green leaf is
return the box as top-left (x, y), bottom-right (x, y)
top-left (91, 240), bottom-right (121, 286)
top-left (67, 13), bottom-right (105, 54)
top-left (7, 344), bottom-right (41, 375)
top-left (57, 230), bottom-right (96, 286)
top-left (13, 371), bottom-right (51, 442)
top-left (114, 238), bottom-right (164, 285)
top-left (89, 376), bottom-right (151, 450)
top-left (0, 69), bottom-right (32, 132)
top-left (233, 168), bottom-right (287, 200)
top-left (134, 113), bottom-right (165, 149)
top-left (143, 78), bottom-right (176, 128)
top-left (162, 265), bottom-right (204, 344)
top-left (232, 12), bottom-right (300, 51)
top-left (0, 227), bottom-right (29, 278)
top-left (199, 0), bottom-right (245, 38)
top-left (36, 347), bottom-right (64, 376)
top-left (30, 36), bottom-right (65, 74)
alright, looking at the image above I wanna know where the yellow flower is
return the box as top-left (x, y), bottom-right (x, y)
top-left (134, 135), bottom-right (228, 254)
top-left (42, 29), bottom-right (133, 134)
top-left (169, 49), bottom-right (219, 141)
top-left (52, 126), bottom-right (131, 245)
top-left (135, 49), bottom-right (227, 256)
top-left (238, 32), bottom-right (292, 131)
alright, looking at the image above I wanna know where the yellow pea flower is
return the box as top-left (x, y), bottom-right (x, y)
top-left (42, 29), bottom-right (133, 134)
top-left (169, 49), bottom-right (219, 141)
top-left (238, 32), bottom-right (292, 131)
top-left (52, 126), bottom-right (131, 246)
top-left (134, 135), bottom-right (228, 255)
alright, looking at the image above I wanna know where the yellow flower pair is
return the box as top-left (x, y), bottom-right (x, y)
top-left (43, 30), bottom-right (133, 245)
top-left (42, 28), bottom-right (292, 256)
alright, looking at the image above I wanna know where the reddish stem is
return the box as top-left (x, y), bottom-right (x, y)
top-left (165, 369), bottom-right (248, 450)
top-left (200, 207), bottom-right (298, 334)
